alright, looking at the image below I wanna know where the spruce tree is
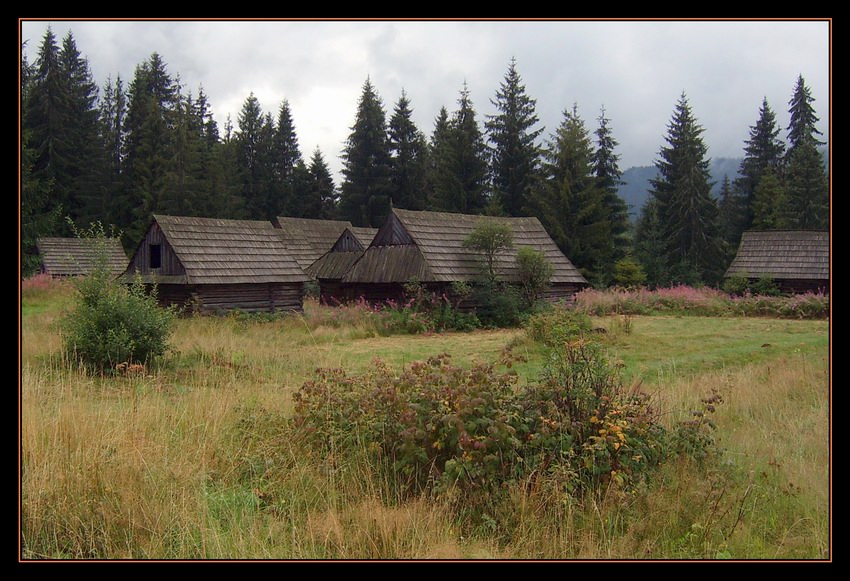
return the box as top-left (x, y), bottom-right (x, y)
top-left (787, 74), bottom-right (825, 153)
top-left (122, 52), bottom-right (180, 242)
top-left (751, 167), bottom-right (790, 229)
top-left (306, 147), bottom-right (338, 219)
top-left (24, 28), bottom-right (73, 233)
top-left (785, 141), bottom-right (829, 229)
top-left (784, 75), bottom-right (829, 229)
top-left (591, 107), bottom-right (631, 277)
top-left (526, 105), bottom-right (609, 283)
top-left (97, 75), bottom-right (127, 229)
top-left (272, 100), bottom-right (303, 216)
top-left (235, 95), bottom-right (277, 220)
top-left (736, 98), bottom-right (785, 231)
top-left (717, 174), bottom-right (748, 262)
top-left (58, 31), bottom-right (106, 227)
top-left (426, 106), bottom-right (456, 211)
top-left (339, 77), bottom-right (392, 227)
top-left (164, 92), bottom-right (209, 216)
top-left (288, 160), bottom-right (315, 218)
top-left (648, 93), bottom-right (723, 284)
top-left (633, 198), bottom-right (669, 288)
top-left (444, 84), bottom-right (489, 214)
top-left (207, 115), bottom-right (246, 219)
top-left (388, 90), bottom-right (429, 210)
top-left (21, 45), bottom-right (57, 274)
top-left (485, 58), bottom-right (543, 216)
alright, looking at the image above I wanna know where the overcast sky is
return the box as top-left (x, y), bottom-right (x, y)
top-left (19, 19), bottom-right (831, 183)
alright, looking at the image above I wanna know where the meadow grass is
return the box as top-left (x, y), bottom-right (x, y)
top-left (20, 289), bottom-right (830, 560)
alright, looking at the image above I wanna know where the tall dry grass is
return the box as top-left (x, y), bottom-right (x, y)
top-left (20, 287), bottom-right (829, 560)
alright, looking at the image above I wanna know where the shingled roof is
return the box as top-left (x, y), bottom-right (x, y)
top-left (725, 230), bottom-right (830, 281)
top-left (306, 226), bottom-right (378, 280)
top-left (129, 215), bottom-right (309, 284)
top-left (349, 226), bottom-right (378, 247)
top-left (343, 208), bottom-right (588, 285)
top-left (273, 217), bottom-right (357, 268)
top-left (37, 237), bottom-right (128, 277)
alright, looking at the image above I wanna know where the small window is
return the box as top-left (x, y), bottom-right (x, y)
top-left (149, 244), bottom-right (162, 269)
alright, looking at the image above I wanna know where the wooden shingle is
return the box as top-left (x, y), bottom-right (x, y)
top-left (273, 217), bottom-right (357, 269)
top-left (37, 237), bottom-right (128, 277)
top-left (344, 209), bottom-right (587, 285)
top-left (127, 215), bottom-right (309, 285)
top-left (725, 230), bottom-right (829, 282)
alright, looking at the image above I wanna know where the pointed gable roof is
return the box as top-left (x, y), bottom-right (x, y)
top-left (127, 215), bottom-right (309, 284)
top-left (725, 230), bottom-right (829, 281)
top-left (306, 226), bottom-right (379, 280)
top-left (273, 217), bottom-right (356, 268)
top-left (343, 208), bottom-right (588, 285)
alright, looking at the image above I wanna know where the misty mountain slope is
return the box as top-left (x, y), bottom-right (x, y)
top-left (618, 157), bottom-right (743, 219)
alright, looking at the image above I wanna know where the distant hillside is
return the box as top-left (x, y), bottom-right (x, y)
top-left (617, 157), bottom-right (743, 219)
top-left (618, 145), bottom-right (829, 220)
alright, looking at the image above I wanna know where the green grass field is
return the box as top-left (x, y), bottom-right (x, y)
top-left (20, 292), bottom-right (830, 560)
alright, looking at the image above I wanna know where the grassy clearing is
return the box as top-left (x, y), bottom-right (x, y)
top-left (20, 289), bottom-right (830, 560)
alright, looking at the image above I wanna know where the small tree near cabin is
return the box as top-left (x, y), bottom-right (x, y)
top-left (462, 221), bottom-right (514, 284)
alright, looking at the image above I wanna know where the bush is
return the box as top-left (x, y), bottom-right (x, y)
top-left (525, 307), bottom-right (593, 347)
top-left (522, 339), bottom-right (671, 491)
top-left (751, 275), bottom-right (781, 297)
top-left (62, 271), bottom-right (175, 372)
top-left (291, 337), bottom-right (723, 508)
top-left (472, 280), bottom-right (524, 328)
top-left (612, 257), bottom-right (647, 289)
top-left (292, 353), bottom-right (527, 499)
top-left (380, 280), bottom-right (480, 334)
top-left (60, 228), bottom-right (175, 372)
top-left (722, 274), bottom-right (750, 296)
top-left (516, 247), bottom-right (554, 308)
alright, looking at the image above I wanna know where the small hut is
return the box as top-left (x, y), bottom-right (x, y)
top-left (273, 217), bottom-right (359, 270)
top-left (306, 226), bottom-right (378, 303)
top-left (725, 230), bottom-right (829, 293)
top-left (340, 208), bottom-right (588, 305)
top-left (123, 215), bottom-right (310, 313)
top-left (36, 237), bottom-right (128, 277)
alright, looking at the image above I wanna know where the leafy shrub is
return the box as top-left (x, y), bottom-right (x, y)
top-left (292, 353), bottom-right (528, 499)
top-left (472, 280), bottom-right (524, 328)
top-left (462, 221), bottom-right (514, 284)
top-left (516, 246), bottom-right (554, 308)
top-left (62, 270), bottom-right (176, 372)
top-left (670, 390), bottom-right (724, 463)
top-left (380, 281), bottom-right (480, 334)
top-left (612, 257), bottom-right (647, 289)
top-left (525, 307), bottom-right (593, 347)
top-left (59, 226), bottom-right (175, 372)
top-left (291, 336), bottom-right (723, 508)
top-left (751, 275), bottom-right (781, 296)
top-left (522, 339), bottom-right (670, 491)
top-left (722, 274), bottom-right (750, 296)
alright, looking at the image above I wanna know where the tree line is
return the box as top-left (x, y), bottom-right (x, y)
top-left (21, 28), bottom-right (829, 287)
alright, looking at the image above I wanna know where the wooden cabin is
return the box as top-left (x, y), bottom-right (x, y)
top-left (36, 237), bottom-right (128, 277)
top-left (123, 215), bottom-right (310, 313)
top-left (273, 217), bottom-right (360, 270)
top-left (306, 226), bottom-right (378, 303)
top-left (340, 208), bottom-right (588, 305)
top-left (725, 230), bottom-right (830, 294)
